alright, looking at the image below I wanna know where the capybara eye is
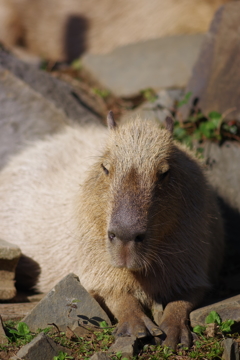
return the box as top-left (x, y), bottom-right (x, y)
top-left (101, 163), bottom-right (109, 175)
top-left (158, 169), bottom-right (169, 182)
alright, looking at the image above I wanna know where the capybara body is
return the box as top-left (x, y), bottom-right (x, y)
top-left (0, 116), bottom-right (224, 347)
top-left (0, 0), bottom-right (232, 61)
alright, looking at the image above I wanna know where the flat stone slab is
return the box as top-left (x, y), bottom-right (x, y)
top-left (0, 239), bottom-right (21, 300)
top-left (82, 34), bottom-right (204, 97)
top-left (108, 336), bottom-right (138, 359)
top-left (10, 332), bottom-right (64, 360)
top-left (23, 273), bottom-right (111, 332)
top-left (180, 2), bottom-right (240, 120)
top-left (190, 295), bottom-right (240, 327)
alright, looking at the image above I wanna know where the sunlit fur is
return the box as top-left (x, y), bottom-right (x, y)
top-left (0, 118), bottom-right (224, 317)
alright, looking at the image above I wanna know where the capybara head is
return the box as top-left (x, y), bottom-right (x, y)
top-left (85, 112), bottom-right (201, 274)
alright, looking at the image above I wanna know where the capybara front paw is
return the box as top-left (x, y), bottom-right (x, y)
top-left (115, 315), bottom-right (163, 339)
top-left (160, 319), bottom-right (191, 350)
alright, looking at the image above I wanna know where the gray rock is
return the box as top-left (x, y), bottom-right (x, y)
top-left (90, 353), bottom-right (111, 360)
top-left (0, 49), bottom-right (101, 169)
top-left (204, 141), bottom-right (240, 214)
top-left (0, 67), bottom-right (66, 169)
top-left (121, 89), bottom-right (183, 124)
top-left (0, 315), bottom-right (8, 344)
top-left (108, 336), bottom-right (138, 359)
top-left (190, 294), bottom-right (240, 328)
top-left (0, 49), bottom-right (99, 125)
top-left (82, 34), bottom-right (204, 97)
top-left (0, 239), bottom-right (21, 300)
top-left (9, 332), bottom-right (64, 360)
top-left (203, 141), bottom-right (240, 280)
top-left (23, 273), bottom-right (111, 332)
top-left (222, 338), bottom-right (239, 360)
top-left (180, 2), bottom-right (240, 121)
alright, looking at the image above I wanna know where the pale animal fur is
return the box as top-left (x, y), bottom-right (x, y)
top-left (0, 0), bottom-right (232, 61)
top-left (0, 117), bottom-right (224, 345)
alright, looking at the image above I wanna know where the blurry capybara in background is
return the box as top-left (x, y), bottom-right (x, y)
top-left (0, 0), bottom-right (233, 61)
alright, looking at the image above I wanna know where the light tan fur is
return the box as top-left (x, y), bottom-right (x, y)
top-left (0, 0), bottom-right (232, 61)
top-left (0, 117), bottom-right (224, 347)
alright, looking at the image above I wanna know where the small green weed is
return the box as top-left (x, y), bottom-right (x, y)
top-left (177, 91), bottom-right (192, 108)
top-left (140, 88), bottom-right (158, 103)
top-left (53, 351), bottom-right (74, 360)
top-left (173, 110), bottom-right (223, 148)
top-left (71, 59), bottom-right (82, 71)
top-left (193, 310), bottom-right (235, 337)
top-left (6, 322), bottom-right (34, 344)
top-left (92, 88), bottom-right (111, 98)
top-left (113, 351), bottom-right (129, 360)
top-left (205, 311), bottom-right (235, 333)
top-left (174, 92), bottom-right (240, 146)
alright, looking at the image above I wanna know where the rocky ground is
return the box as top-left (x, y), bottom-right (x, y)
top-left (1, 2), bottom-right (240, 359)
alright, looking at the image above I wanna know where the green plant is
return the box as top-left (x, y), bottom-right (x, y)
top-left (71, 59), bottom-right (82, 71)
top-left (193, 325), bottom-right (206, 336)
top-left (177, 91), bottom-right (192, 108)
top-left (112, 351), bottom-right (130, 360)
top-left (173, 111), bottom-right (224, 150)
top-left (193, 311), bottom-right (235, 336)
top-left (194, 111), bottom-right (222, 141)
top-left (53, 351), bottom-right (74, 360)
top-left (140, 88), bottom-right (158, 103)
top-left (7, 322), bottom-right (34, 344)
top-left (205, 311), bottom-right (235, 333)
top-left (99, 321), bottom-right (108, 328)
top-left (92, 88), bottom-right (111, 98)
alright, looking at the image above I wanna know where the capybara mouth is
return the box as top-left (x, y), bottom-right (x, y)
top-left (108, 243), bottom-right (145, 271)
top-left (111, 256), bottom-right (143, 271)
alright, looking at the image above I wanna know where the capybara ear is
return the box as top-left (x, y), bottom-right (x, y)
top-left (107, 111), bottom-right (117, 130)
top-left (165, 116), bottom-right (174, 134)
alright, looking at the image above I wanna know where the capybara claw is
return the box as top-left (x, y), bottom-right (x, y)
top-left (142, 316), bottom-right (163, 337)
top-left (115, 320), bottom-right (148, 339)
top-left (151, 327), bottom-right (163, 337)
top-left (160, 320), bottom-right (192, 350)
top-left (137, 330), bottom-right (148, 338)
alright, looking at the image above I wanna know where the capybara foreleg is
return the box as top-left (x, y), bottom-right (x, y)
top-left (159, 290), bottom-right (204, 349)
top-left (107, 294), bottom-right (162, 338)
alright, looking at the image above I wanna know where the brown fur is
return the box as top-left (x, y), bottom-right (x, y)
top-left (0, 0), bottom-right (232, 61)
top-left (0, 116), bottom-right (224, 348)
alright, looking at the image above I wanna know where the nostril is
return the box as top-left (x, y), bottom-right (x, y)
top-left (135, 233), bottom-right (145, 242)
top-left (108, 232), bottom-right (116, 241)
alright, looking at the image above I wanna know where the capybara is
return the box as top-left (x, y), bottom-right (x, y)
top-left (0, 114), bottom-right (224, 348)
top-left (0, 0), bottom-right (232, 61)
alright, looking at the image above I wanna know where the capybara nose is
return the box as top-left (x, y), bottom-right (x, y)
top-left (108, 228), bottom-right (146, 243)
